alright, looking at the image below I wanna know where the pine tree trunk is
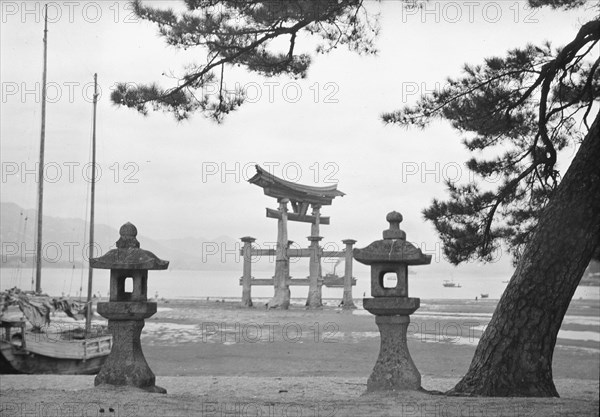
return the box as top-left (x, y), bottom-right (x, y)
top-left (450, 110), bottom-right (600, 397)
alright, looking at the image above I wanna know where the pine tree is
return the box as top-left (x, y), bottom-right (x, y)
top-left (382, 1), bottom-right (599, 396)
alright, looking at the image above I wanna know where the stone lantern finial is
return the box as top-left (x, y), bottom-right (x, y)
top-left (383, 211), bottom-right (406, 240)
top-left (116, 222), bottom-right (140, 249)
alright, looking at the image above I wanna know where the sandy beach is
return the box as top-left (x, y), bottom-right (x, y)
top-left (1, 298), bottom-right (598, 416)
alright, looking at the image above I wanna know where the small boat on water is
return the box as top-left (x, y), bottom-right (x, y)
top-left (322, 261), bottom-right (356, 288)
top-left (480, 293), bottom-right (489, 298)
top-left (443, 280), bottom-right (462, 288)
top-left (323, 273), bottom-right (356, 287)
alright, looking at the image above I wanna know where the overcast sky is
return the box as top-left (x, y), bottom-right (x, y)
top-left (1, 1), bottom-right (591, 274)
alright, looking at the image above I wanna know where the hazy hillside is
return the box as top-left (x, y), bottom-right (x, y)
top-left (4, 201), bottom-right (596, 283)
top-left (0, 202), bottom-right (241, 270)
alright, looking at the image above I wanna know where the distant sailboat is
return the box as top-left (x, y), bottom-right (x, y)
top-left (0, 7), bottom-right (111, 374)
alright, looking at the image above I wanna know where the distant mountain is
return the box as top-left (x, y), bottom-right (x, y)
top-left (7, 200), bottom-right (593, 282)
top-left (0, 202), bottom-right (241, 271)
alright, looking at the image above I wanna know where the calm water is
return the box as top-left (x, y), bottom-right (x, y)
top-left (2, 267), bottom-right (599, 301)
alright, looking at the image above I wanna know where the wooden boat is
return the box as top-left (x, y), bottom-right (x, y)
top-left (480, 293), bottom-right (489, 298)
top-left (0, 6), bottom-right (111, 374)
top-left (1, 319), bottom-right (111, 374)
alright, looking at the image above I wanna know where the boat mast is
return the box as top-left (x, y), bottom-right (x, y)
top-left (85, 73), bottom-right (98, 336)
top-left (35, 4), bottom-right (48, 293)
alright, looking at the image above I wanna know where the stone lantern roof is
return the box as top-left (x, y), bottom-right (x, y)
top-left (90, 222), bottom-right (169, 270)
top-left (353, 211), bottom-right (432, 266)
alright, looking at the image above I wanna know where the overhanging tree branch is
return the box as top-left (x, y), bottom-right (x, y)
top-left (112, 0), bottom-right (378, 121)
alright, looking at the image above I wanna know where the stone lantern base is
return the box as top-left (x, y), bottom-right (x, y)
top-left (363, 297), bottom-right (421, 391)
top-left (95, 302), bottom-right (166, 394)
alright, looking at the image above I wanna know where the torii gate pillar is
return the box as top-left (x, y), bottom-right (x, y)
top-left (267, 199), bottom-right (291, 309)
top-left (306, 204), bottom-right (323, 309)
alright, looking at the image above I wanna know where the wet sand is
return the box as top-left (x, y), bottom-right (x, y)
top-left (1, 298), bottom-right (598, 416)
top-left (139, 298), bottom-right (599, 382)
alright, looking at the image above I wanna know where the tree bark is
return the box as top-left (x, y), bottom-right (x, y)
top-left (450, 110), bottom-right (600, 397)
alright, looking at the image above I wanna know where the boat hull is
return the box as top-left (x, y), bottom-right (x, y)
top-left (0, 325), bottom-right (112, 375)
top-left (0, 339), bottom-right (107, 374)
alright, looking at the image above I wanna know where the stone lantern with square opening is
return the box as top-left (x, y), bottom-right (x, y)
top-left (353, 211), bottom-right (431, 391)
top-left (90, 222), bottom-right (169, 393)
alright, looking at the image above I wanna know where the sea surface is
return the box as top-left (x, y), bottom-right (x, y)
top-left (3, 268), bottom-right (598, 347)
top-left (2, 267), bottom-right (599, 301)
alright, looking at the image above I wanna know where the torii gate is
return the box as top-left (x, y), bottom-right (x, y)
top-left (241, 165), bottom-right (356, 309)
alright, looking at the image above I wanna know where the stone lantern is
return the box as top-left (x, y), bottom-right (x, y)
top-left (90, 222), bottom-right (169, 393)
top-left (353, 211), bottom-right (431, 391)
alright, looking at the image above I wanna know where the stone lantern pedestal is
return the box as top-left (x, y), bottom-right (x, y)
top-left (90, 222), bottom-right (169, 393)
top-left (354, 212), bottom-right (431, 391)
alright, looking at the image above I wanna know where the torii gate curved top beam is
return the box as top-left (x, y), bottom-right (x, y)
top-left (249, 164), bottom-right (345, 206)
top-left (249, 165), bottom-right (345, 224)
